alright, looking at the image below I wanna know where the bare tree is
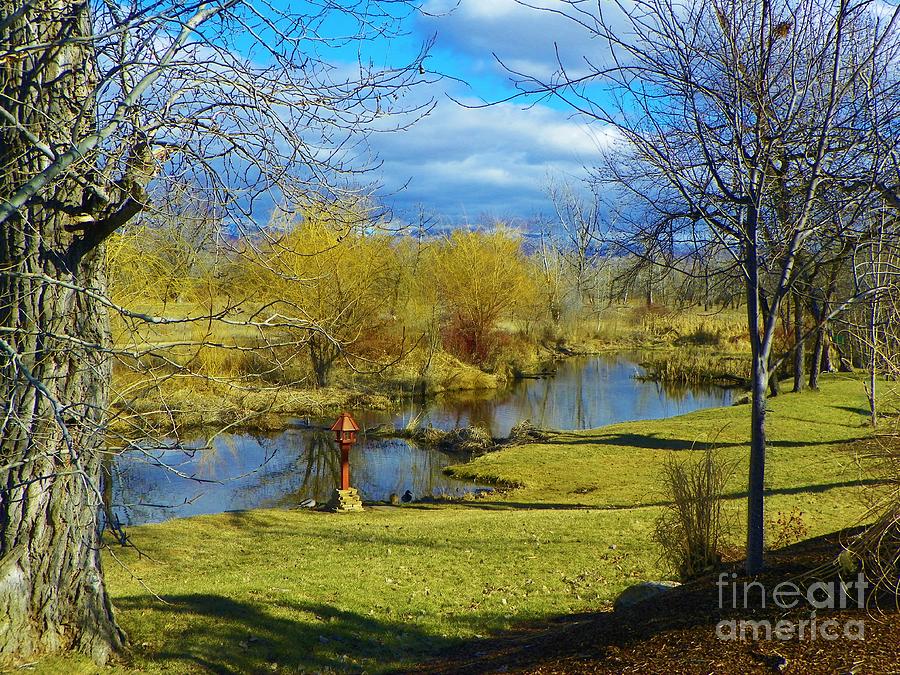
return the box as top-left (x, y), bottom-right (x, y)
top-left (547, 179), bottom-right (605, 315)
top-left (534, 216), bottom-right (566, 322)
top-left (0, 0), bottom-right (431, 662)
top-left (508, 0), bottom-right (900, 572)
top-left (846, 201), bottom-right (900, 424)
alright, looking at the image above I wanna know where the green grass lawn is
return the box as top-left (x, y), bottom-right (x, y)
top-left (449, 374), bottom-right (882, 511)
top-left (45, 374), bottom-right (893, 673)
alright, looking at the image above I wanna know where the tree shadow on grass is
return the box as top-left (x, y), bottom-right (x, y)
top-left (115, 593), bottom-right (461, 673)
top-left (544, 432), bottom-right (733, 451)
top-left (834, 405), bottom-right (873, 416)
top-left (541, 432), bottom-right (868, 451)
top-left (401, 500), bottom-right (666, 511)
top-left (393, 477), bottom-right (887, 514)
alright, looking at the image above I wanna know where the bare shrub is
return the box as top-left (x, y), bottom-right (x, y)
top-left (850, 435), bottom-right (900, 598)
top-left (767, 510), bottom-right (810, 550)
top-left (653, 448), bottom-right (736, 580)
top-left (441, 315), bottom-right (499, 366)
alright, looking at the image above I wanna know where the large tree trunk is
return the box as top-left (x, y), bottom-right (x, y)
top-left (809, 329), bottom-right (823, 390)
top-left (822, 278), bottom-right (838, 373)
top-left (745, 227), bottom-right (766, 575)
top-left (748, 351), bottom-right (768, 575)
top-left (0, 0), bottom-right (126, 663)
top-left (808, 267), bottom-right (842, 389)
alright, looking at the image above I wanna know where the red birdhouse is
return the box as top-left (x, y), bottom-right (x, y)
top-left (330, 412), bottom-right (360, 445)
top-left (331, 412), bottom-right (360, 490)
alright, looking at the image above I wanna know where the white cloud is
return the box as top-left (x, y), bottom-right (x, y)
top-left (419, 0), bottom-right (623, 85)
top-left (423, 0), bottom-right (527, 19)
top-left (369, 96), bottom-right (618, 220)
top-left (407, 2), bottom-right (622, 222)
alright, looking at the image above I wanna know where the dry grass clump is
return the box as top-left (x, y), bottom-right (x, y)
top-left (507, 419), bottom-right (553, 444)
top-left (653, 448), bottom-right (737, 580)
top-left (640, 349), bottom-right (749, 385)
top-left (636, 307), bottom-right (748, 348)
top-left (592, 304), bottom-right (749, 351)
top-left (846, 434), bottom-right (900, 597)
top-left (407, 425), bottom-right (496, 454)
top-left (430, 354), bottom-right (501, 391)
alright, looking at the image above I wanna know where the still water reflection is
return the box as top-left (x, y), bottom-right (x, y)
top-left (383, 353), bottom-right (732, 436)
top-left (111, 354), bottom-right (733, 525)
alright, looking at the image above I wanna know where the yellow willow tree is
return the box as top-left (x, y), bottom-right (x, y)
top-left (427, 228), bottom-right (537, 364)
top-left (0, 0), bottom-right (430, 662)
top-left (255, 204), bottom-right (404, 387)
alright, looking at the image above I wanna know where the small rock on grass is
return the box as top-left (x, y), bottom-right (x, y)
top-left (613, 581), bottom-right (681, 612)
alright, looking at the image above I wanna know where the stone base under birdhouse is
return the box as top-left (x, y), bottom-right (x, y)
top-left (326, 488), bottom-right (364, 513)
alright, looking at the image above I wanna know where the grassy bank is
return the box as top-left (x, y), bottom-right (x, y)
top-left (36, 373), bottom-right (891, 673)
top-left (589, 303), bottom-right (752, 385)
top-left (110, 302), bottom-right (745, 435)
top-left (109, 319), bottom-right (602, 435)
top-left (447, 374), bottom-right (884, 536)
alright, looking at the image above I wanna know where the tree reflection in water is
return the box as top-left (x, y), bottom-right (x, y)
top-left (245, 431), bottom-right (339, 508)
top-left (389, 354), bottom-right (732, 437)
top-left (109, 354), bottom-right (733, 525)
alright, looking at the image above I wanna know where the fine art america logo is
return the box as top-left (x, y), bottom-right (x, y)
top-left (716, 572), bottom-right (868, 641)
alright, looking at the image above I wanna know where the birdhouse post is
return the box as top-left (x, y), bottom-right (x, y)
top-left (327, 412), bottom-right (364, 512)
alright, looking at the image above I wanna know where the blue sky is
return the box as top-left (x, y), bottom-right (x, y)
top-left (214, 0), bottom-right (900, 229)
top-left (360, 0), bottom-right (900, 227)
top-left (312, 0), bottom-right (617, 226)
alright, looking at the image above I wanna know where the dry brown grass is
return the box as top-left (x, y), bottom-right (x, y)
top-left (653, 447), bottom-right (739, 580)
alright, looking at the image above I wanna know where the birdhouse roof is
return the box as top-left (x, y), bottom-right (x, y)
top-left (330, 412), bottom-right (360, 432)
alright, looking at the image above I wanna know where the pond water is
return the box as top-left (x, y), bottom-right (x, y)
top-left (110, 353), bottom-right (733, 526)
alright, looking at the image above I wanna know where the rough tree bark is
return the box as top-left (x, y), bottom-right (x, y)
top-left (0, 0), bottom-right (126, 662)
top-left (745, 217), bottom-right (767, 575)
